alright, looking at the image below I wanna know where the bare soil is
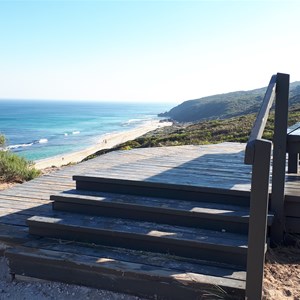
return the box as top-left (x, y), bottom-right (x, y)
top-left (263, 238), bottom-right (300, 300)
top-left (0, 182), bottom-right (17, 191)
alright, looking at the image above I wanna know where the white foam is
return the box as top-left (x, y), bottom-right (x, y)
top-left (72, 131), bottom-right (80, 135)
top-left (38, 139), bottom-right (48, 144)
top-left (122, 118), bottom-right (149, 126)
top-left (7, 143), bottom-right (33, 150)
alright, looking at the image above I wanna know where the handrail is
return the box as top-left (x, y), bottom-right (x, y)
top-left (244, 74), bottom-right (277, 164)
top-left (245, 138), bottom-right (272, 300)
top-left (243, 75), bottom-right (276, 297)
top-left (244, 73), bottom-right (290, 298)
top-left (270, 73), bottom-right (290, 244)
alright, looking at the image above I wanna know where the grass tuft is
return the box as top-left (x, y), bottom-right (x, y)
top-left (0, 151), bottom-right (41, 183)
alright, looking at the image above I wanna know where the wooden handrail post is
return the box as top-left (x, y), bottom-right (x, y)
top-left (245, 139), bottom-right (272, 300)
top-left (270, 73), bottom-right (290, 244)
top-left (244, 75), bottom-right (276, 165)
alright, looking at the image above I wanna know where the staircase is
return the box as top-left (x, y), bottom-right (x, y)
top-left (5, 175), bottom-right (274, 299)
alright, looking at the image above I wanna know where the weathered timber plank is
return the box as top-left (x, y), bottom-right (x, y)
top-left (31, 176), bottom-right (74, 184)
top-left (2, 186), bottom-right (70, 197)
top-left (75, 176), bottom-right (250, 197)
top-left (0, 192), bottom-right (51, 201)
top-left (0, 224), bottom-right (29, 244)
top-left (28, 214), bottom-right (248, 244)
top-left (8, 181), bottom-right (74, 191)
top-left (83, 163), bottom-right (252, 179)
top-left (84, 163), bottom-right (252, 181)
top-left (0, 200), bottom-right (51, 211)
top-left (0, 213), bottom-right (28, 226)
top-left (27, 215), bottom-right (248, 267)
top-left (52, 201), bottom-right (248, 234)
top-left (54, 189), bottom-right (250, 215)
top-left (0, 204), bottom-right (52, 216)
top-left (6, 246), bottom-right (245, 300)
top-left (78, 170), bottom-right (252, 191)
top-left (103, 156), bottom-right (247, 170)
top-left (23, 238), bottom-right (247, 279)
top-left (52, 190), bottom-right (273, 233)
top-left (0, 194), bottom-right (51, 204)
top-left (75, 176), bottom-right (250, 205)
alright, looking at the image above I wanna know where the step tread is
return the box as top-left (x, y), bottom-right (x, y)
top-left (74, 175), bottom-right (250, 197)
top-left (51, 189), bottom-right (252, 220)
top-left (6, 239), bottom-right (246, 291)
top-left (27, 213), bottom-right (248, 251)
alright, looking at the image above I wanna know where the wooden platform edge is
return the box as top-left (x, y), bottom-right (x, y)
top-left (5, 245), bottom-right (246, 300)
top-left (73, 175), bottom-right (251, 197)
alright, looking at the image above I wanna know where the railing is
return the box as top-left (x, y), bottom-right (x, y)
top-left (271, 73), bottom-right (290, 244)
top-left (245, 139), bottom-right (272, 300)
top-left (244, 74), bottom-right (276, 164)
top-left (244, 73), bottom-right (290, 299)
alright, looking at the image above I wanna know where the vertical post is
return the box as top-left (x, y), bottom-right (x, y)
top-left (245, 139), bottom-right (272, 300)
top-left (270, 73), bottom-right (290, 244)
top-left (288, 152), bottom-right (298, 173)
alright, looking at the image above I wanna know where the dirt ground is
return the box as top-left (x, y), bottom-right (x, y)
top-left (0, 182), bottom-right (17, 191)
top-left (263, 238), bottom-right (300, 300)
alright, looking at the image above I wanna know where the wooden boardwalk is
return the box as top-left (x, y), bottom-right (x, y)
top-left (0, 142), bottom-right (299, 299)
top-left (0, 143), bottom-right (250, 244)
top-left (0, 142), bottom-right (299, 247)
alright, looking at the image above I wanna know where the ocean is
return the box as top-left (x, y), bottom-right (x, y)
top-left (0, 100), bottom-right (173, 161)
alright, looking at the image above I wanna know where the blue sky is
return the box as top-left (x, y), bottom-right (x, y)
top-left (0, 0), bottom-right (300, 103)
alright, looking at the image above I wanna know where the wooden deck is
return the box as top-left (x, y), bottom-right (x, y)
top-left (0, 142), bottom-right (299, 299)
top-left (0, 142), bottom-right (298, 244)
top-left (0, 143), bottom-right (251, 244)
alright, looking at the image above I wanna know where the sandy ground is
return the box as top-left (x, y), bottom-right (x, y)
top-left (263, 239), bottom-right (300, 299)
top-left (34, 120), bottom-right (172, 170)
top-left (0, 182), bottom-right (16, 191)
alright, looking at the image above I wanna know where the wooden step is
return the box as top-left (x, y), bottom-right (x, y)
top-left (5, 238), bottom-right (246, 300)
top-left (27, 214), bottom-right (249, 267)
top-left (51, 190), bottom-right (273, 234)
top-left (74, 176), bottom-right (251, 206)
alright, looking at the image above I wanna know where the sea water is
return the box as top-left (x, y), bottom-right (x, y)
top-left (0, 100), bottom-right (173, 161)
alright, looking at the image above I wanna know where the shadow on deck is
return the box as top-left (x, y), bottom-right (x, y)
top-left (0, 143), bottom-right (298, 299)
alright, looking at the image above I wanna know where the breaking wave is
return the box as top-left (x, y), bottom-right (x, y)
top-left (7, 138), bottom-right (48, 150)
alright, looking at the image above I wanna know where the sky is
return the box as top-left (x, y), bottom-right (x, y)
top-left (0, 0), bottom-right (300, 103)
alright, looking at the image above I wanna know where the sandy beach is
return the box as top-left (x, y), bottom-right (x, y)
top-left (34, 120), bottom-right (172, 170)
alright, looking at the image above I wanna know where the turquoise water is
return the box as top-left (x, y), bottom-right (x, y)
top-left (0, 100), bottom-right (173, 161)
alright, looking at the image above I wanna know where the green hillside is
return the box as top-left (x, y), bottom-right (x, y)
top-left (160, 81), bottom-right (300, 122)
top-left (85, 104), bottom-right (300, 161)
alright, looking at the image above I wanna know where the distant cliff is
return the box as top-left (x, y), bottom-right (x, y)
top-left (160, 82), bottom-right (300, 122)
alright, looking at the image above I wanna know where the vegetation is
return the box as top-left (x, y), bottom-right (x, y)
top-left (0, 134), bottom-right (5, 147)
top-left (160, 81), bottom-right (300, 122)
top-left (85, 104), bottom-right (300, 161)
top-left (0, 133), bottom-right (41, 183)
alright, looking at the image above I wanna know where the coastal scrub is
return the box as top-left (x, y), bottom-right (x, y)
top-left (0, 134), bottom-right (5, 147)
top-left (0, 134), bottom-right (40, 183)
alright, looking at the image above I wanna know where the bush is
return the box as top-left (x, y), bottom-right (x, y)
top-left (0, 151), bottom-right (41, 182)
top-left (0, 134), bottom-right (5, 147)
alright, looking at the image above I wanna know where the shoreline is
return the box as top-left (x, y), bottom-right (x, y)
top-left (34, 120), bottom-right (172, 170)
